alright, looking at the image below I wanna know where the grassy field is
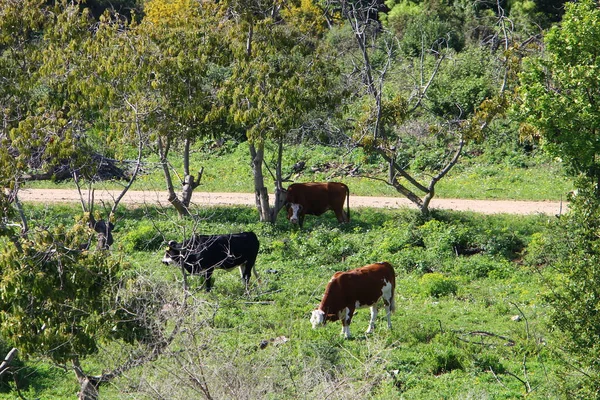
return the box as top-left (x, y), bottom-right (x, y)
top-left (1, 202), bottom-right (569, 399)
top-left (24, 141), bottom-right (574, 201)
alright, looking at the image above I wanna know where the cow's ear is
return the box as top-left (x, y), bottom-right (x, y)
top-left (168, 240), bottom-right (178, 249)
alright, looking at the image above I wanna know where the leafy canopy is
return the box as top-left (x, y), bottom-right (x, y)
top-left (517, 0), bottom-right (600, 185)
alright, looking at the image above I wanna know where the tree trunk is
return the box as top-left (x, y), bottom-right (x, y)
top-left (249, 142), bottom-right (272, 222)
top-left (269, 139), bottom-right (287, 222)
top-left (180, 138), bottom-right (203, 208)
top-left (73, 358), bottom-right (100, 400)
top-left (157, 136), bottom-right (190, 217)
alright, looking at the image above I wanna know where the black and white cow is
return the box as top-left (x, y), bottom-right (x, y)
top-left (162, 231), bottom-right (260, 291)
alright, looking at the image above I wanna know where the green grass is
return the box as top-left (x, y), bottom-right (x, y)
top-left (23, 141), bottom-right (574, 201)
top-left (1, 203), bottom-right (568, 399)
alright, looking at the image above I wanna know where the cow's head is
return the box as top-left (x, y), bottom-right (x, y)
top-left (91, 219), bottom-right (115, 250)
top-left (310, 309), bottom-right (326, 329)
top-left (162, 240), bottom-right (181, 265)
top-left (287, 203), bottom-right (303, 224)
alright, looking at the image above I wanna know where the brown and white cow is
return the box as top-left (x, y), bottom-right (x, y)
top-left (285, 182), bottom-right (349, 228)
top-left (310, 262), bottom-right (396, 338)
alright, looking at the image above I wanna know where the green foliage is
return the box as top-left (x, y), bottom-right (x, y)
top-left (0, 222), bottom-right (124, 363)
top-left (222, 12), bottom-right (341, 143)
top-left (424, 339), bottom-right (464, 375)
top-left (419, 272), bottom-right (458, 297)
top-left (3, 203), bottom-right (565, 398)
top-left (529, 183), bottom-right (600, 394)
top-left (426, 47), bottom-right (498, 119)
top-left (120, 222), bottom-right (164, 252)
top-left (452, 254), bottom-right (512, 279)
top-left (517, 0), bottom-right (600, 185)
top-left (384, 0), bottom-right (464, 56)
top-left (419, 219), bottom-right (469, 257)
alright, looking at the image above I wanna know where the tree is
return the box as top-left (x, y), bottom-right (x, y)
top-left (0, 222), bottom-right (184, 399)
top-left (220, 0), bottom-right (342, 223)
top-left (518, 0), bottom-right (600, 195)
top-left (0, 3), bottom-right (183, 398)
top-left (125, 0), bottom-right (232, 217)
top-left (516, 0), bottom-right (600, 395)
top-left (326, 0), bottom-right (520, 215)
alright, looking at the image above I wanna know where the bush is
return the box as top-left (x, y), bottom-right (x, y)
top-left (419, 219), bottom-right (471, 257)
top-left (419, 273), bottom-right (457, 297)
top-left (484, 232), bottom-right (524, 259)
top-left (425, 343), bottom-right (464, 375)
top-left (471, 352), bottom-right (505, 374)
top-left (394, 246), bottom-right (437, 274)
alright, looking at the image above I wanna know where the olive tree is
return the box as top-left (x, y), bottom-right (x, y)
top-left (220, 0), bottom-right (342, 223)
top-left (134, 0), bottom-right (232, 217)
top-left (0, 3), bottom-right (183, 398)
top-left (518, 0), bottom-right (600, 195)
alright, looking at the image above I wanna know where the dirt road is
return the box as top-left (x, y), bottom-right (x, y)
top-left (17, 188), bottom-right (566, 215)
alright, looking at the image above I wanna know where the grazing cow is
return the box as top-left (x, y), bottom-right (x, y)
top-left (310, 262), bottom-right (396, 338)
top-left (285, 182), bottom-right (349, 228)
top-left (162, 232), bottom-right (260, 292)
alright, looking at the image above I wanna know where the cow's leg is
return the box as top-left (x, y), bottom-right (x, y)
top-left (239, 263), bottom-right (252, 293)
top-left (384, 303), bottom-right (392, 329)
top-left (366, 306), bottom-right (378, 334)
top-left (334, 208), bottom-right (347, 224)
top-left (339, 307), bottom-right (353, 339)
top-left (382, 280), bottom-right (395, 329)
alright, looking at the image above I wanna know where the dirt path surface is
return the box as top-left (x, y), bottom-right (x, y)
top-left (17, 188), bottom-right (566, 215)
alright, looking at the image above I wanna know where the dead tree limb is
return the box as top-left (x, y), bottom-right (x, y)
top-left (0, 348), bottom-right (17, 377)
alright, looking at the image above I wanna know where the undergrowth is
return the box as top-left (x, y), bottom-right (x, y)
top-left (1, 203), bottom-right (568, 399)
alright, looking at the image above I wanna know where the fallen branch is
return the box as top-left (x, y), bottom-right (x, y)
top-left (455, 330), bottom-right (515, 347)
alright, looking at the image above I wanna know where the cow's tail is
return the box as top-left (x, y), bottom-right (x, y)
top-left (345, 184), bottom-right (350, 223)
top-left (389, 292), bottom-right (396, 313)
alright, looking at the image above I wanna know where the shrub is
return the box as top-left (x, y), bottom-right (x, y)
top-left (523, 229), bottom-right (568, 268)
top-left (471, 352), bottom-right (505, 374)
top-left (419, 219), bottom-right (471, 258)
top-left (484, 232), bottom-right (524, 259)
top-left (425, 343), bottom-right (464, 375)
top-left (419, 273), bottom-right (457, 297)
top-left (394, 246), bottom-right (437, 274)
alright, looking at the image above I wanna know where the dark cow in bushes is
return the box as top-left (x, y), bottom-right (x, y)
top-left (310, 262), bottom-right (396, 338)
top-left (162, 232), bottom-right (260, 291)
top-left (285, 182), bottom-right (350, 228)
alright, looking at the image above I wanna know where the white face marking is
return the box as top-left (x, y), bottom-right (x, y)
top-left (162, 255), bottom-right (173, 264)
top-left (289, 203), bottom-right (301, 223)
top-left (310, 310), bottom-right (325, 329)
